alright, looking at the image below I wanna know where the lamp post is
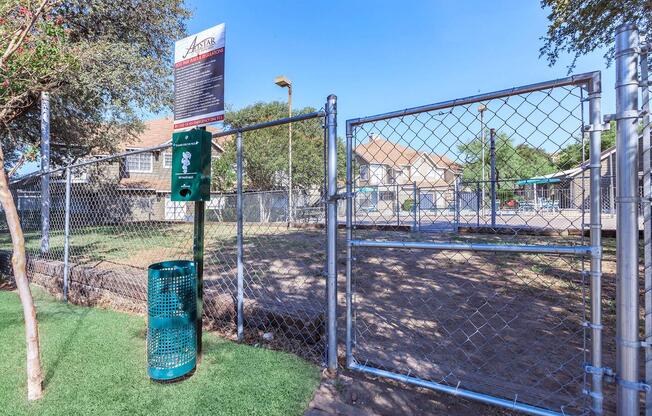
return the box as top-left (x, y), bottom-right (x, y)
top-left (275, 76), bottom-right (293, 226)
top-left (478, 104), bottom-right (487, 220)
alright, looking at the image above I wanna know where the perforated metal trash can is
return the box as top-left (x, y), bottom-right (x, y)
top-left (147, 260), bottom-right (197, 381)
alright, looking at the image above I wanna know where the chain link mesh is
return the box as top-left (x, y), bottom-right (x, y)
top-left (1, 113), bottom-right (328, 363)
top-left (347, 81), bottom-right (602, 414)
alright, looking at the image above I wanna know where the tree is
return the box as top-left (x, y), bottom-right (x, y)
top-left (540, 0), bottom-right (651, 71)
top-left (554, 121), bottom-right (617, 170)
top-left (213, 102), bottom-right (342, 192)
top-left (0, 0), bottom-right (190, 400)
top-left (2, 0), bottom-right (190, 168)
top-left (458, 130), bottom-right (558, 185)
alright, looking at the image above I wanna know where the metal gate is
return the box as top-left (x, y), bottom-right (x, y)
top-left (345, 72), bottom-right (603, 415)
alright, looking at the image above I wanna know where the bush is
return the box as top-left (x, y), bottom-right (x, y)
top-left (402, 198), bottom-right (415, 211)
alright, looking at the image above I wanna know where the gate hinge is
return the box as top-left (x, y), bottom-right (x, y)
top-left (582, 322), bottom-right (604, 330)
top-left (330, 192), bottom-right (351, 201)
top-left (582, 388), bottom-right (604, 401)
top-left (584, 364), bottom-right (614, 380)
top-left (615, 376), bottom-right (651, 392)
top-left (590, 245), bottom-right (602, 257)
top-left (583, 123), bottom-right (608, 133)
top-left (616, 336), bottom-right (651, 349)
top-left (603, 114), bottom-right (616, 123)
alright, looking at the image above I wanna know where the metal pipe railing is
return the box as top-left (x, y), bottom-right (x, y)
top-left (347, 72), bottom-right (599, 127)
top-left (235, 131), bottom-right (244, 342)
top-left (642, 37), bottom-right (652, 416)
top-left (349, 363), bottom-right (562, 416)
top-left (325, 95), bottom-right (338, 371)
top-left (349, 239), bottom-right (592, 256)
top-left (345, 120), bottom-right (354, 369)
top-left (62, 167), bottom-right (71, 303)
top-left (587, 71), bottom-right (604, 415)
top-left (11, 111), bottom-right (326, 181)
top-left (615, 22), bottom-right (642, 416)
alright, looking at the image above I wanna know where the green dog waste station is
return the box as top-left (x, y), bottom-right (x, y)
top-left (147, 260), bottom-right (198, 381)
top-left (147, 128), bottom-right (212, 381)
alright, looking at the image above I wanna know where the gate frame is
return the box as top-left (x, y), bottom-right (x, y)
top-left (345, 72), bottom-right (603, 416)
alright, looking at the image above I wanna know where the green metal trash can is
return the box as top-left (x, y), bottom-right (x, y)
top-left (147, 260), bottom-right (197, 381)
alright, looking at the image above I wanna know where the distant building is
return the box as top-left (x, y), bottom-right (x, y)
top-left (353, 135), bottom-right (461, 212)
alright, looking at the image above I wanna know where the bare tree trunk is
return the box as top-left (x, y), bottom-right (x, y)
top-left (0, 145), bottom-right (43, 400)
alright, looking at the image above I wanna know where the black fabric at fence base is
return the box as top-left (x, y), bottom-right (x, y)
top-left (0, 250), bottom-right (325, 359)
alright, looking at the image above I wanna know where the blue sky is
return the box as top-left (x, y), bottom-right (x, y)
top-left (23, 1), bottom-right (616, 176)
top-left (184, 0), bottom-right (614, 126)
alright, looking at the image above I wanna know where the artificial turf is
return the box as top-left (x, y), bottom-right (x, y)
top-left (0, 288), bottom-right (320, 416)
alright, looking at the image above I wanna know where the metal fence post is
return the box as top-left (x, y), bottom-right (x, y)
top-left (490, 128), bottom-right (497, 228)
top-left (62, 167), bottom-right (71, 302)
top-left (587, 71), bottom-right (604, 415)
top-left (345, 120), bottom-right (354, 368)
top-left (325, 94), bottom-right (338, 371)
top-left (40, 91), bottom-right (50, 254)
top-left (396, 183), bottom-right (400, 226)
top-left (641, 37), bottom-right (652, 416)
top-left (412, 181), bottom-right (418, 231)
top-left (476, 181), bottom-right (480, 227)
top-left (236, 131), bottom-right (244, 342)
top-left (454, 176), bottom-right (460, 231)
top-left (615, 22), bottom-right (641, 416)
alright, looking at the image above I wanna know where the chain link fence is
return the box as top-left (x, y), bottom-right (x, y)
top-left (344, 73), bottom-right (605, 415)
top-left (1, 107), bottom-right (334, 363)
top-left (5, 27), bottom-right (652, 413)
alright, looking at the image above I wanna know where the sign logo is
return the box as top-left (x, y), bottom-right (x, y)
top-left (183, 36), bottom-right (216, 59)
top-left (181, 151), bottom-right (192, 173)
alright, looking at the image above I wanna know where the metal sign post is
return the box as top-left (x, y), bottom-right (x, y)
top-left (173, 23), bottom-right (226, 358)
top-left (194, 195), bottom-right (205, 355)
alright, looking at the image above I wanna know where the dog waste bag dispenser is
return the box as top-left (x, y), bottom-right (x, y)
top-left (171, 129), bottom-right (212, 201)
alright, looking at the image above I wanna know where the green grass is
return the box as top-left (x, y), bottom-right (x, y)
top-left (0, 224), bottom-right (195, 261)
top-left (0, 288), bottom-right (320, 416)
top-left (0, 223), bottom-right (322, 265)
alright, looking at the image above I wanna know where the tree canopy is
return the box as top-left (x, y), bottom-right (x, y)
top-left (213, 101), bottom-right (344, 192)
top-left (553, 121), bottom-right (616, 170)
top-left (458, 131), bottom-right (558, 185)
top-left (540, 0), bottom-right (651, 71)
top-left (0, 0), bottom-right (190, 169)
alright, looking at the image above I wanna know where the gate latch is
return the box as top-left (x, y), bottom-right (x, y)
top-left (615, 376), bottom-right (651, 392)
top-left (584, 364), bottom-right (615, 383)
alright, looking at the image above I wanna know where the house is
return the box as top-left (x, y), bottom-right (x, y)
top-left (353, 134), bottom-right (461, 212)
top-left (12, 117), bottom-right (226, 225)
top-left (520, 134), bottom-right (649, 212)
top-left (111, 117), bottom-right (225, 221)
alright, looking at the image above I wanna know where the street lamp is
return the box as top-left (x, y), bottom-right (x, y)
top-left (478, 104), bottom-right (487, 219)
top-left (275, 75), bottom-right (293, 226)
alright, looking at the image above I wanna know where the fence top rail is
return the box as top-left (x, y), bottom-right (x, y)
top-left (346, 71), bottom-right (600, 127)
top-left (349, 239), bottom-right (593, 255)
top-left (10, 109), bottom-right (327, 185)
top-left (212, 110), bottom-right (325, 138)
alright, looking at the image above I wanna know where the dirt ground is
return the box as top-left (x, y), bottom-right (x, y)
top-left (12, 222), bottom-right (622, 415)
top-left (305, 369), bottom-right (514, 416)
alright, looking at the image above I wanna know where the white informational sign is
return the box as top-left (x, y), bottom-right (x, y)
top-left (173, 23), bottom-right (225, 130)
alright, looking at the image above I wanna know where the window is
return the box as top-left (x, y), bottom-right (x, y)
top-left (126, 151), bottom-right (153, 173)
top-left (387, 168), bottom-right (396, 184)
top-left (163, 151), bottom-right (172, 168)
top-left (360, 165), bottom-right (369, 181)
top-left (379, 191), bottom-right (395, 201)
